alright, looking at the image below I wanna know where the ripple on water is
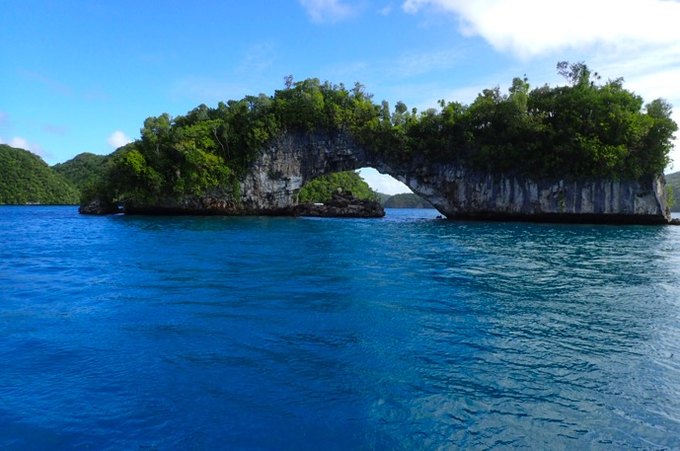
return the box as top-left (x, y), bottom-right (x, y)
top-left (1, 207), bottom-right (680, 448)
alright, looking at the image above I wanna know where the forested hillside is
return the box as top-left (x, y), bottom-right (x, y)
top-left (53, 152), bottom-right (109, 191)
top-left (384, 193), bottom-right (433, 208)
top-left (298, 171), bottom-right (377, 203)
top-left (667, 171), bottom-right (680, 212)
top-left (0, 145), bottom-right (79, 204)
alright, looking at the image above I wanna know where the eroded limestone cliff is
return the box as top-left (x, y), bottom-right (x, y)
top-left (82, 131), bottom-right (671, 224)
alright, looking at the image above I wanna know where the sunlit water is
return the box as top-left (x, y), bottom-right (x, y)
top-left (1, 206), bottom-right (680, 449)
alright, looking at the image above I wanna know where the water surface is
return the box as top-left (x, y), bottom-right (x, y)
top-left (1, 206), bottom-right (680, 449)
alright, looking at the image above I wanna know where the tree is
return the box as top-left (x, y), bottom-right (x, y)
top-left (83, 65), bottom-right (677, 209)
top-left (298, 171), bottom-right (377, 203)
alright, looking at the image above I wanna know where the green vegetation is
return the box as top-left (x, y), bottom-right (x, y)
top-left (53, 152), bottom-right (109, 191)
top-left (375, 192), bottom-right (392, 206)
top-left (84, 62), bottom-right (677, 207)
top-left (383, 193), bottom-right (433, 208)
top-left (0, 144), bottom-right (79, 204)
top-left (667, 171), bottom-right (680, 212)
top-left (398, 62), bottom-right (677, 180)
top-left (87, 78), bottom-right (381, 206)
top-left (298, 171), bottom-right (378, 203)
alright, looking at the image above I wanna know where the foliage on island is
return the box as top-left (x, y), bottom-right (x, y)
top-left (383, 193), bottom-right (433, 209)
top-left (298, 171), bottom-right (377, 203)
top-left (0, 144), bottom-right (79, 205)
top-left (53, 152), bottom-right (109, 191)
top-left (84, 62), bottom-right (677, 207)
top-left (667, 171), bottom-right (680, 212)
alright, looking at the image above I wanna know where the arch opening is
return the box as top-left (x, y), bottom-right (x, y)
top-left (296, 167), bottom-right (435, 212)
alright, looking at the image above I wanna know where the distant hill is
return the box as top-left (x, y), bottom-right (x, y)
top-left (0, 144), bottom-right (79, 205)
top-left (383, 192), bottom-right (433, 208)
top-left (375, 192), bottom-right (391, 206)
top-left (53, 152), bottom-right (108, 191)
top-left (299, 171), bottom-right (378, 203)
top-left (667, 171), bottom-right (680, 212)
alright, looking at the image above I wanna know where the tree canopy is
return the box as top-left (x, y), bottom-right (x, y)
top-left (0, 144), bottom-right (79, 204)
top-left (53, 152), bottom-right (109, 191)
top-left (667, 170), bottom-right (680, 212)
top-left (298, 171), bottom-right (378, 203)
top-left (383, 193), bottom-right (433, 209)
top-left (85, 63), bottom-right (677, 207)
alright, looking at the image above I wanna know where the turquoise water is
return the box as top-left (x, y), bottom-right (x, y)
top-left (1, 206), bottom-right (680, 449)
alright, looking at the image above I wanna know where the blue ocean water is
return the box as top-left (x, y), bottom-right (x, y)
top-left (1, 206), bottom-right (680, 449)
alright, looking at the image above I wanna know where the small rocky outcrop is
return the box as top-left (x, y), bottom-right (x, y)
top-left (78, 198), bottom-right (119, 215)
top-left (294, 191), bottom-right (384, 218)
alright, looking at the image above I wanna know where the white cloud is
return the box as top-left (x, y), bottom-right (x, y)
top-left (107, 130), bottom-right (132, 149)
top-left (379, 4), bottom-right (394, 16)
top-left (299, 0), bottom-right (356, 23)
top-left (358, 167), bottom-right (412, 195)
top-left (402, 0), bottom-right (680, 59)
top-left (171, 77), bottom-right (250, 104)
top-left (236, 42), bottom-right (277, 75)
top-left (1, 136), bottom-right (49, 158)
top-left (9, 137), bottom-right (30, 149)
top-left (403, 0), bottom-right (680, 171)
top-left (393, 48), bottom-right (463, 78)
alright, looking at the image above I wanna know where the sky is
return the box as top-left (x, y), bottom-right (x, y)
top-left (2, 0), bottom-right (680, 194)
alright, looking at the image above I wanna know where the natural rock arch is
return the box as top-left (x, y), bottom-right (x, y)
top-left (111, 130), bottom-right (669, 224)
top-left (236, 131), bottom-right (669, 224)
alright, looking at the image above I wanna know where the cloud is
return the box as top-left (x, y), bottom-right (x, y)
top-left (18, 69), bottom-right (73, 96)
top-left (1, 136), bottom-right (49, 158)
top-left (171, 77), bottom-right (250, 104)
top-left (107, 130), bottom-right (132, 149)
top-left (392, 48), bottom-right (464, 78)
top-left (299, 0), bottom-right (357, 23)
top-left (379, 4), bottom-right (394, 15)
top-left (236, 42), bottom-right (277, 75)
top-left (42, 123), bottom-right (69, 135)
top-left (358, 168), bottom-right (411, 195)
top-left (402, 0), bottom-right (680, 59)
top-left (9, 137), bottom-right (30, 149)
top-left (402, 0), bottom-right (680, 170)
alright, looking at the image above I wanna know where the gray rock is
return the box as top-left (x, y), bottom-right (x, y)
top-left (86, 130), bottom-right (672, 224)
top-left (294, 192), bottom-right (384, 218)
top-left (78, 198), bottom-right (118, 215)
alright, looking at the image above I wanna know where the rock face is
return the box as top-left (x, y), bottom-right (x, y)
top-left (238, 132), bottom-right (368, 213)
top-left (396, 163), bottom-right (670, 224)
top-left (85, 131), bottom-right (672, 224)
top-left (78, 198), bottom-right (119, 215)
top-left (294, 192), bottom-right (384, 218)
top-left (234, 131), bottom-right (670, 224)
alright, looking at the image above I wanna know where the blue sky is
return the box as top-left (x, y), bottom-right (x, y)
top-left (2, 0), bottom-right (680, 194)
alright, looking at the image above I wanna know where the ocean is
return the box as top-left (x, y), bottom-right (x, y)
top-left (1, 206), bottom-right (680, 449)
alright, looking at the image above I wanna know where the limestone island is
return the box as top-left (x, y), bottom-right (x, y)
top-left (79, 62), bottom-right (678, 224)
top-left (294, 191), bottom-right (384, 218)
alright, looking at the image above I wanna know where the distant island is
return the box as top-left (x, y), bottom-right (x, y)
top-left (0, 144), bottom-right (79, 205)
top-left (2, 62), bottom-right (677, 223)
top-left (0, 149), bottom-right (428, 211)
top-left (384, 193), bottom-right (433, 209)
top-left (668, 171), bottom-right (680, 212)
